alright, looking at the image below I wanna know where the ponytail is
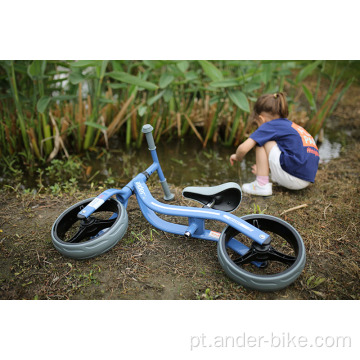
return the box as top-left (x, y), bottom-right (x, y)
top-left (273, 92), bottom-right (288, 118)
top-left (252, 92), bottom-right (289, 119)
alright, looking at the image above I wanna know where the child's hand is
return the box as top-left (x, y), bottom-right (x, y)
top-left (251, 164), bottom-right (257, 175)
top-left (230, 154), bottom-right (237, 166)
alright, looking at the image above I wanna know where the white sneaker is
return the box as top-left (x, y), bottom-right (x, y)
top-left (242, 180), bottom-right (272, 196)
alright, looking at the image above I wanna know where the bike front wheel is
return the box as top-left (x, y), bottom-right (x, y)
top-left (51, 197), bottom-right (128, 259)
top-left (217, 214), bottom-right (306, 292)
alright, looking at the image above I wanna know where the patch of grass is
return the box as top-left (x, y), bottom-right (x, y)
top-left (253, 203), bottom-right (266, 214)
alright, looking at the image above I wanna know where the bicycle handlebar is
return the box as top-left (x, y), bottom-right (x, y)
top-left (142, 124), bottom-right (175, 201)
top-left (142, 124), bottom-right (156, 151)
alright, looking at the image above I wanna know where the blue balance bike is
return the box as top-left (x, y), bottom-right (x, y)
top-left (51, 125), bottom-right (306, 292)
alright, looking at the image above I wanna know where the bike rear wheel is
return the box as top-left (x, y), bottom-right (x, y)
top-left (217, 214), bottom-right (306, 292)
top-left (51, 197), bottom-right (128, 259)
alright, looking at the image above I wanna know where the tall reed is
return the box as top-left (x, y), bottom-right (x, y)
top-left (0, 60), bottom-right (354, 169)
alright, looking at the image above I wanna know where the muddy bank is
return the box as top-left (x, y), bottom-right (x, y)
top-left (0, 140), bottom-right (359, 300)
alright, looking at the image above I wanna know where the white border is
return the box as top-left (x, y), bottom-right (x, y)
top-left (1, 1), bottom-right (359, 59)
top-left (1, 301), bottom-right (358, 359)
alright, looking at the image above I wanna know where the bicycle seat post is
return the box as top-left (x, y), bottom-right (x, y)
top-left (142, 124), bottom-right (175, 201)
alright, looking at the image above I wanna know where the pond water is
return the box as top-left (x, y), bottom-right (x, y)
top-left (91, 129), bottom-right (343, 189)
top-left (3, 124), bottom-right (344, 191)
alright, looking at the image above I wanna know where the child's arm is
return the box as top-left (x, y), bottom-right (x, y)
top-left (229, 138), bottom-right (256, 165)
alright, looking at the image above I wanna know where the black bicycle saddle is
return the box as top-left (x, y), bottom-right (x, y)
top-left (182, 182), bottom-right (242, 212)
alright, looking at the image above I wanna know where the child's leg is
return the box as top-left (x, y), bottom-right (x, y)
top-left (255, 146), bottom-right (269, 176)
top-left (242, 141), bottom-right (276, 196)
top-left (255, 141), bottom-right (277, 186)
top-left (255, 141), bottom-right (277, 176)
top-left (264, 141), bottom-right (277, 159)
top-left (254, 146), bottom-right (270, 186)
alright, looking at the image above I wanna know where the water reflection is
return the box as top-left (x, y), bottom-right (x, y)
top-left (318, 138), bottom-right (341, 164)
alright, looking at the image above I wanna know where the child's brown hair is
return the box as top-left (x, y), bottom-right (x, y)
top-left (251, 92), bottom-right (289, 122)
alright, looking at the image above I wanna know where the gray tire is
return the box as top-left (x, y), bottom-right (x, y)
top-left (217, 214), bottom-right (306, 292)
top-left (51, 197), bottom-right (128, 259)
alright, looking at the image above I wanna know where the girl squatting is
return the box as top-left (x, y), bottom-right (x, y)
top-left (230, 92), bottom-right (319, 196)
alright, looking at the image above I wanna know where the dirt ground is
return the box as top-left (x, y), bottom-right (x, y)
top-left (0, 145), bottom-right (359, 300)
top-left (1, 88), bottom-right (359, 300)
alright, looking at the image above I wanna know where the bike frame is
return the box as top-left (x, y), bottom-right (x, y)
top-left (77, 125), bottom-right (271, 257)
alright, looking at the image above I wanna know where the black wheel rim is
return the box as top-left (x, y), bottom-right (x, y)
top-left (54, 198), bottom-right (120, 244)
top-left (224, 216), bottom-right (301, 276)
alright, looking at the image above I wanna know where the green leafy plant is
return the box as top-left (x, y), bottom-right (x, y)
top-left (0, 60), bottom-right (352, 173)
top-left (297, 60), bottom-right (353, 137)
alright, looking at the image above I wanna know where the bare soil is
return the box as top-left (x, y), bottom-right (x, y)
top-left (1, 87), bottom-right (359, 300)
top-left (0, 142), bottom-right (359, 300)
